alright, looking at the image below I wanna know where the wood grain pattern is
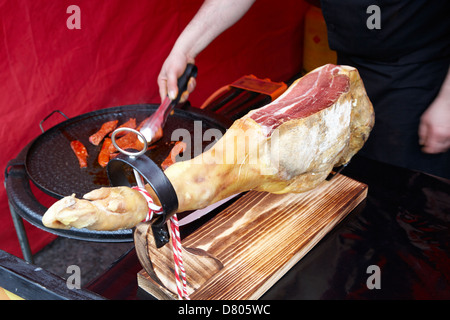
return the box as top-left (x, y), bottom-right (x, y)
top-left (137, 174), bottom-right (367, 300)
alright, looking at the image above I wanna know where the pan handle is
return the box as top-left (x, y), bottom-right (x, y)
top-left (39, 110), bottom-right (69, 133)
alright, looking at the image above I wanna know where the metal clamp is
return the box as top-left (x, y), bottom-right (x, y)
top-left (111, 127), bottom-right (148, 189)
top-left (111, 127), bottom-right (148, 157)
top-left (106, 151), bottom-right (179, 248)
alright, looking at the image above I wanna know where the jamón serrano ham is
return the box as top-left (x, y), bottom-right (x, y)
top-left (164, 64), bottom-right (374, 211)
top-left (250, 64), bottom-right (351, 136)
top-left (70, 140), bottom-right (88, 168)
top-left (43, 64), bottom-right (374, 231)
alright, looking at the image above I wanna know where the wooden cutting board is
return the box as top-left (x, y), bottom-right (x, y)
top-left (136, 174), bottom-right (367, 300)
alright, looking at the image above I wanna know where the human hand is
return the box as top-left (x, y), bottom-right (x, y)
top-left (419, 95), bottom-right (450, 154)
top-left (157, 49), bottom-right (197, 103)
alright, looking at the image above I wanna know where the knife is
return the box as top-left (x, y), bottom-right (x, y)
top-left (140, 63), bottom-right (198, 144)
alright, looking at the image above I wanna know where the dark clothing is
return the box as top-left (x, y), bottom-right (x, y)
top-left (321, 0), bottom-right (450, 63)
top-left (320, 0), bottom-right (450, 178)
top-left (338, 53), bottom-right (450, 178)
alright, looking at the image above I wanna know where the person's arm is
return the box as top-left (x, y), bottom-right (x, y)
top-left (157, 0), bottom-right (256, 102)
top-left (419, 67), bottom-right (450, 154)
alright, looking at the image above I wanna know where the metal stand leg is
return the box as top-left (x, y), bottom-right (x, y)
top-left (8, 200), bottom-right (33, 263)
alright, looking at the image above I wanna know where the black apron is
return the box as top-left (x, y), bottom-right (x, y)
top-left (320, 0), bottom-right (450, 179)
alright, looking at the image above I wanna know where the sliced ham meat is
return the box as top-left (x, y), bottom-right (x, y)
top-left (250, 64), bottom-right (351, 135)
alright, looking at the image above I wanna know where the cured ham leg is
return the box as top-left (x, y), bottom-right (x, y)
top-left (165, 64), bottom-right (374, 211)
top-left (43, 64), bottom-right (374, 231)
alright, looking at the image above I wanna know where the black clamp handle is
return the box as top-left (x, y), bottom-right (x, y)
top-left (106, 152), bottom-right (179, 248)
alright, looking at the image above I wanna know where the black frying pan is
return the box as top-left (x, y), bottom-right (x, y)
top-left (25, 104), bottom-right (229, 200)
top-left (10, 104), bottom-right (229, 241)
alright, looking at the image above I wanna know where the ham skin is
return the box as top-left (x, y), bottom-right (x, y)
top-left (43, 64), bottom-right (374, 230)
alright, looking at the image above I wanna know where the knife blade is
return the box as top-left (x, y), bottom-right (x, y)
top-left (140, 63), bottom-right (198, 144)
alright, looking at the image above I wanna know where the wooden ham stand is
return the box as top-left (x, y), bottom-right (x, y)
top-left (135, 174), bottom-right (367, 300)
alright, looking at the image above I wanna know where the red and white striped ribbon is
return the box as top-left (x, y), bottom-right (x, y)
top-left (132, 186), bottom-right (189, 300)
top-left (132, 186), bottom-right (163, 221)
top-left (169, 215), bottom-right (189, 300)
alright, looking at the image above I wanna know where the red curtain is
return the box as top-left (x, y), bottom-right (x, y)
top-left (0, 0), bottom-right (308, 258)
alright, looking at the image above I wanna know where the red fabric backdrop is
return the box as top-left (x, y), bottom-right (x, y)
top-left (0, 0), bottom-right (308, 258)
